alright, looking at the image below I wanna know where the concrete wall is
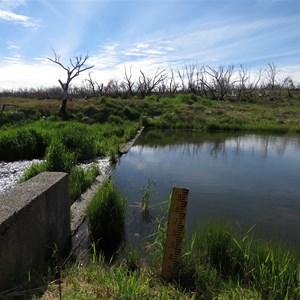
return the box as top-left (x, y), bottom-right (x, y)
top-left (0, 172), bottom-right (71, 292)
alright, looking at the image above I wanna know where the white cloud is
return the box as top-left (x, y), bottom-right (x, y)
top-left (123, 51), bottom-right (146, 57)
top-left (0, 9), bottom-right (39, 28)
top-left (3, 54), bottom-right (24, 65)
top-left (137, 43), bottom-right (150, 48)
top-left (144, 49), bottom-right (166, 56)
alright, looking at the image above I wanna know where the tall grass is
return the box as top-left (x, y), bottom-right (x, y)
top-left (0, 119), bottom-right (139, 162)
top-left (145, 195), bottom-right (299, 300)
top-left (0, 128), bottom-right (47, 161)
top-left (86, 180), bottom-right (127, 257)
top-left (19, 139), bottom-right (100, 203)
top-left (9, 119), bottom-right (139, 203)
top-left (69, 165), bottom-right (99, 202)
top-left (172, 222), bottom-right (300, 299)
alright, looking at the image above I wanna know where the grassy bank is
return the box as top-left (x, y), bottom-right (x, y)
top-left (1, 94), bottom-right (300, 132)
top-left (37, 182), bottom-right (299, 299)
top-left (0, 119), bottom-right (139, 162)
top-left (0, 119), bottom-right (139, 201)
top-left (34, 221), bottom-right (299, 299)
top-left (1, 95), bottom-right (300, 299)
top-left (11, 187), bottom-right (297, 300)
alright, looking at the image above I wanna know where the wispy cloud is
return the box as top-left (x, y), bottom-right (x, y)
top-left (0, 9), bottom-right (39, 28)
top-left (0, 0), bottom-right (26, 10)
top-left (0, 0), bottom-right (299, 89)
top-left (137, 43), bottom-right (150, 49)
top-left (7, 41), bottom-right (20, 51)
top-left (3, 55), bottom-right (24, 65)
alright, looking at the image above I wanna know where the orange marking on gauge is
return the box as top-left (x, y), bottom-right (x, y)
top-left (161, 187), bottom-right (189, 281)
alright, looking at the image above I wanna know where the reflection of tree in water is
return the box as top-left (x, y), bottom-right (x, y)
top-left (136, 130), bottom-right (300, 159)
top-left (210, 140), bottom-right (227, 158)
top-left (210, 135), bottom-right (300, 158)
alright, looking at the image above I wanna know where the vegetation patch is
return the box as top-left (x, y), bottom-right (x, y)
top-left (86, 179), bottom-right (127, 257)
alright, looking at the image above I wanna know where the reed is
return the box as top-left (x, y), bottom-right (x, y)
top-left (176, 222), bottom-right (300, 299)
top-left (140, 179), bottom-right (156, 222)
top-left (0, 120), bottom-right (139, 162)
top-left (86, 179), bottom-right (127, 257)
top-left (69, 165), bottom-right (99, 202)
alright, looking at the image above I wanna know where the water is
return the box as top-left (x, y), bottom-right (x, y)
top-left (111, 130), bottom-right (300, 248)
top-left (0, 157), bottom-right (111, 195)
top-left (0, 159), bottom-right (43, 194)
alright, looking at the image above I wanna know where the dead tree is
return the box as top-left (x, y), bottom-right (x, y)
top-left (197, 66), bottom-right (217, 99)
top-left (122, 66), bottom-right (135, 97)
top-left (279, 76), bottom-right (294, 98)
top-left (236, 64), bottom-right (250, 101)
top-left (177, 68), bottom-right (186, 92)
top-left (47, 50), bottom-right (94, 117)
top-left (249, 68), bottom-right (263, 99)
top-left (0, 103), bottom-right (23, 115)
top-left (137, 68), bottom-right (167, 98)
top-left (168, 68), bottom-right (179, 96)
top-left (85, 73), bottom-right (104, 98)
top-left (205, 65), bottom-right (237, 101)
top-left (105, 79), bottom-right (121, 97)
top-left (185, 64), bottom-right (197, 93)
top-left (265, 62), bottom-right (278, 90)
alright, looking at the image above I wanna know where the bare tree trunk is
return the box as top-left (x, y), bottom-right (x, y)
top-left (48, 50), bottom-right (94, 118)
top-left (58, 79), bottom-right (69, 118)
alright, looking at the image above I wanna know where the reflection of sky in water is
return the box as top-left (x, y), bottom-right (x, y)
top-left (112, 132), bottom-right (300, 248)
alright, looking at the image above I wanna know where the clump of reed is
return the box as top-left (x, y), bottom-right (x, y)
top-left (0, 119), bottom-right (140, 162)
top-left (167, 222), bottom-right (300, 299)
top-left (139, 179), bottom-right (156, 222)
top-left (69, 165), bottom-right (99, 202)
top-left (19, 139), bottom-right (99, 203)
top-left (0, 127), bottom-right (47, 161)
top-left (86, 179), bottom-right (126, 257)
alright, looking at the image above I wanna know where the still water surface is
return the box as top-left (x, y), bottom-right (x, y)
top-left (111, 130), bottom-right (300, 248)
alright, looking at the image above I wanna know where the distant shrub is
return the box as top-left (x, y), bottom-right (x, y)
top-left (144, 95), bottom-right (159, 101)
top-left (108, 114), bottom-right (123, 125)
top-left (175, 93), bottom-right (198, 104)
top-left (123, 106), bottom-right (140, 120)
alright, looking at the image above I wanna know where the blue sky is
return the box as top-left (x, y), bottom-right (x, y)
top-left (0, 0), bottom-right (300, 89)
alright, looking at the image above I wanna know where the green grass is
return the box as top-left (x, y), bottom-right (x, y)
top-left (0, 119), bottom-right (139, 162)
top-left (174, 222), bottom-right (300, 299)
top-left (33, 220), bottom-right (299, 299)
top-left (69, 165), bottom-right (100, 201)
top-left (1, 95), bottom-right (300, 299)
top-left (1, 94), bottom-right (300, 133)
top-left (37, 252), bottom-right (194, 300)
top-left (86, 180), bottom-right (127, 257)
top-left (4, 196), bottom-right (298, 299)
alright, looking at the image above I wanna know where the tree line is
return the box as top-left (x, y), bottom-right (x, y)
top-left (0, 50), bottom-right (298, 116)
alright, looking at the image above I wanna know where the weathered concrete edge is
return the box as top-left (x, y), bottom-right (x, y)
top-left (120, 126), bottom-right (145, 154)
top-left (70, 126), bottom-right (144, 235)
top-left (0, 172), bottom-right (70, 292)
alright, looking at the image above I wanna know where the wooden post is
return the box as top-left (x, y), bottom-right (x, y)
top-left (161, 187), bottom-right (189, 281)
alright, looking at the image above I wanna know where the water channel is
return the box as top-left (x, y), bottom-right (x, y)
top-left (111, 129), bottom-right (300, 249)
